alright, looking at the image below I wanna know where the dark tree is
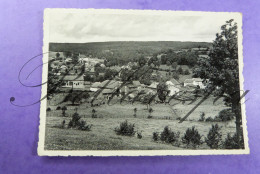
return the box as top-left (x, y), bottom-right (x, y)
top-left (157, 82), bottom-right (168, 103)
top-left (72, 53), bottom-right (79, 64)
top-left (61, 106), bottom-right (67, 117)
top-left (56, 52), bottom-right (60, 58)
top-left (193, 19), bottom-right (243, 148)
top-left (172, 62), bottom-right (178, 69)
top-left (138, 55), bottom-right (147, 67)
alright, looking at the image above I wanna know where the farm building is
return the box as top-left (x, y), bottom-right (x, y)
top-left (62, 75), bottom-right (84, 89)
top-left (184, 78), bottom-right (206, 89)
top-left (167, 85), bottom-right (180, 96)
top-left (166, 78), bottom-right (181, 87)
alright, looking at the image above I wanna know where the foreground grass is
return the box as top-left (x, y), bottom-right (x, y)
top-left (45, 95), bottom-right (236, 150)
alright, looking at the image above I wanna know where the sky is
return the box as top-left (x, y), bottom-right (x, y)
top-left (47, 9), bottom-right (241, 43)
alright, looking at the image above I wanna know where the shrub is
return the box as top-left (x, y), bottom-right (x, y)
top-left (172, 72), bottom-right (179, 80)
top-left (68, 112), bottom-right (91, 131)
top-left (177, 67), bottom-right (183, 74)
top-left (182, 126), bottom-right (203, 148)
top-left (223, 132), bottom-right (244, 149)
top-left (148, 108), bottom-right (153, 119)
top-left (176, 117), bottom-right (181, 121)
top-left (184, 69), bottom-right (190, 75)
top-left (46, 107), bottom-right (51, 111)
top-left (92, 109), bottom-right (97, 118)
top-left (61, 106), bottom-right (67, 117)
top-left (153, 132), bottom-right (159, 141)
top-left (216, 109), bottom-right (235, 121)
top-left (205, 124), bottom-right (222, 149)
top-left (56, 106), bottom-right (61, 110)
top-left (134, 108), bottom-right (137, 117)
top-left (198, 112), bottom-right (205, 121)
top-left (205, 117), bottom-right (214, 122)
top-left (160, 126), bottom-right (180, 144)
top-left (137, 132), bottom-right (142, 139)
top-left (115, 120), bottom-right (135, 136)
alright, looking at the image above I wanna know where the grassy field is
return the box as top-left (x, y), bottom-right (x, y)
top-left (44, 94), bottom-right (236, 150)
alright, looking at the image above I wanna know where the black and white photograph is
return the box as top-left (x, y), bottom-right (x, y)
top-left (38, 9), bottom-right (248, 156)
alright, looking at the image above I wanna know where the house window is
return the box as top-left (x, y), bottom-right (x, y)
top-left (69, 82), bottom-right (73, 86)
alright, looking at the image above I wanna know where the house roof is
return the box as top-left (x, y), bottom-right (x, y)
top-left (63, 75), bottom-right (84, 81)
top-left (102, 89), bottom-right (115, 94)
top-left (60, 65), bottom-right (67, 69)
top-left (148, 82), bottom-right (159, 89)
top-left (91, 82), bottom-right (101, 88)
top-left (168, 78), bottom-right (180, 85)
top-left (184, 79), bottom-right (193, 83)
top-left (99, 80), bottom-right (119, 89)
top-left (192, 78), bottom-right (203, 82)
top-left (65, 58), bottom-right (72, 61)
top-left (132, 81), bottom-right (141, 86)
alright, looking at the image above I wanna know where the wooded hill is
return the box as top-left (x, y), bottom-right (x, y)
top-left (49, 41), bottom-right (211, 58)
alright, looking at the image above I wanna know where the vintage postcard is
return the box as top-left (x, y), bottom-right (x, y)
top-left (38, 9), bottom-right (249, 156)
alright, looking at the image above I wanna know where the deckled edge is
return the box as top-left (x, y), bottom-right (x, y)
top-left (37, 8), bottom-right (249, 156)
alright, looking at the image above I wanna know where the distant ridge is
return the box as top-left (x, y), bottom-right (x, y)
top-left (49, 41), bottom-right (211, 53)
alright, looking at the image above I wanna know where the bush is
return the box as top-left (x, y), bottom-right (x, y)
top-left (115, 120), bottom-right (135, 136)
top-left (56, 106), bottom-right (61, 110)
top-left (46, 107), bottom-right (51, 111)
top-left (205, 117), bottom-right (214, 122)
top-left (216, 109), bottom-right (235, 121)
top-left (172, 72), bottom-right (179, 80)
top-left (205, 124), bottom-right (222, 149)
top-left (137, 132), bottom-right (142, 139)
top-left (68, 112), bottom-right (91, 131)
top-left (198, 112), bottom-right (205, 121)
top-left (177, 67), bottom-right (183, 74)
top-left (184, 69), bottom-right (190, 75)
top-left (153, 132), bottom-right (159, 141)
top-left (61, 106), bottom-right (67, 117)
top-left (92, 109), bottom-right (97, 118)
top-left (223, 132), bottom-right (244, 149)
top-left (182, 126), bottom-right (203, 148)
top-left (160, 126), bottom-right (180, 144)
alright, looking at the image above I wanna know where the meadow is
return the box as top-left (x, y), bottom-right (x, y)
top-left (44, 94), bottom-right (236, 150)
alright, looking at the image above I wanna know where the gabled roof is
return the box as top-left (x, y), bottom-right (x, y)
top-left (63, 75), bottom-right (84, 81)
top-left (102, 89), bottom-right (115, 94)
top-left (60, 65), bottom-right (67, 69)
top-left (184, 79), bottom-right (193, 83)
top-left (91, 82), bottom-right (101, 88)
top-left (148, 82), bottom-right (159, 89)
top-left (65, 58), bottom-right (72, 62)
top-left (99, 80), bottom-right (119, 89)
top-left (132, 81), bottom-right (141, 86)
top-left (192, 78), bottom-right (203, 82)
top-left (168, 78), bottom-right (180, 85)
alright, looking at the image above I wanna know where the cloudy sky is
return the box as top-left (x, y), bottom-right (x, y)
top-left (47, 9), bottom-right (241, 43)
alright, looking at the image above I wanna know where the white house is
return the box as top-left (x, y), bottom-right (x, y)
top-left (168, 85), bottom-right (180, 96)
top-left (166, 79), bottom-right (180, 96)
top-left (184, 78), bottom-right (206, 89)
top-left (63, 75), bottom-right (84, 89)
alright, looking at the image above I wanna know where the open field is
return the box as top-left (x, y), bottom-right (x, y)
top-left (44, 94), bottom-right (236, 150)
